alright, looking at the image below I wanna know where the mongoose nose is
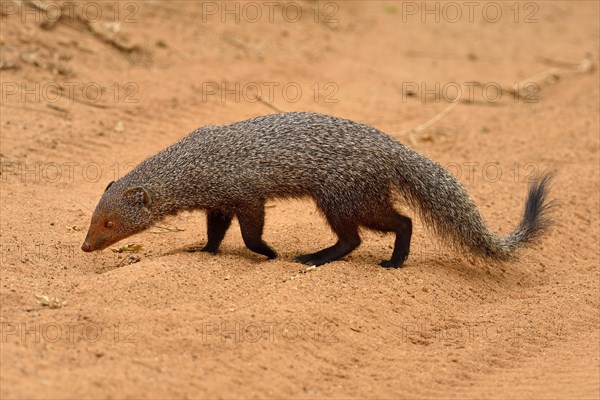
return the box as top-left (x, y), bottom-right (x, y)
top-left (81, 242), bottom-right (92, 252)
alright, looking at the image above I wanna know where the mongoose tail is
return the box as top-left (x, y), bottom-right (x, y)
top-left (396, 148), bottom-right (555, 261)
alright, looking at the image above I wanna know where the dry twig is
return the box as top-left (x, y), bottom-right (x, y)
top-left (396, 55), bottom-right (594, 140)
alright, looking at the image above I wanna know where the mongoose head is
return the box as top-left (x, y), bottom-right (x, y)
top-left (81, 181), bottom-right (155, 252)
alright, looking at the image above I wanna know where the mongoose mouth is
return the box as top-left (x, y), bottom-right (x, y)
top-left (81, 236), bottom-right (111, 252)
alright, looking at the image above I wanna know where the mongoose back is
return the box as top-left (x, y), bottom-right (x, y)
top-left (82, 112), bottom-right (554, 268)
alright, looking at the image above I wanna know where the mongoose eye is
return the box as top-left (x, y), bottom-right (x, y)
top-left (105, 221), bottom-right (114, 228)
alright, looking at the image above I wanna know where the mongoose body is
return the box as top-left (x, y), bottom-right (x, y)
top-left (82, 112), bottom-right (553, 268)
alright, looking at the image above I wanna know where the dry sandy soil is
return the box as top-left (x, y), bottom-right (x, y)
top-left (1, 1), bottom-right (599, 398)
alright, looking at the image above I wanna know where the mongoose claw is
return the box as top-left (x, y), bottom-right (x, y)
top-left (294, 254), bottom-right (316, 265)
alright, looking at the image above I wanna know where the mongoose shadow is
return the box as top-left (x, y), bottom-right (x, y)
top-left (81, 112), bottom-right (555, 269)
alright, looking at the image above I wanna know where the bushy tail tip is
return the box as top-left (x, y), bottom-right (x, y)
top-left (508, 170), bottom-right (557, 249)
top-left (394, 147), bottom-right (556, 261)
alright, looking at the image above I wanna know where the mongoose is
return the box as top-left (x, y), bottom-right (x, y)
top-left (82, 112), bottom-right (554, 268)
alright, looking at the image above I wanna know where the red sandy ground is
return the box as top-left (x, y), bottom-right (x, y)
top-left (0, 1), bottom-right (599, 398)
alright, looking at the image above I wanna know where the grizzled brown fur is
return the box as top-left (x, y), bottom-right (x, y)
top-left (82, 112), bottom-right (554, 268)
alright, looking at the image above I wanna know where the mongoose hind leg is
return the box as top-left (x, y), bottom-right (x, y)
top-left (363, 209), bottom-right (412, 268)
top-left (295, 214), bottom-right (361, 266)
top-left (201, 210), bottom-right (233, 254)
top-left (236, 202), bottom-right (277, 260)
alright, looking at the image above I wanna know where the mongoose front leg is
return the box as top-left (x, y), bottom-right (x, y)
top-left (201, 210), bottom-right (233, 254)
top-left (295, 215), bottom-right (361, 266)
top-left (236, 203), bottom-right (277, 260)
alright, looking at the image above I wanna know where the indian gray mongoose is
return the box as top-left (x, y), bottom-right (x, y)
top-left (82, 112), bottom-right (554, 268)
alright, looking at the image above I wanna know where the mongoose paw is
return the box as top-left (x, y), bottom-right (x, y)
top-left (200, 245), bottom-right (218, 255)
top-left (379, 260), bottom-right (404, 269)
top-left (294, 254), bottom-right (318, 266)
top-left (294, 254), bottom-right (332, 266)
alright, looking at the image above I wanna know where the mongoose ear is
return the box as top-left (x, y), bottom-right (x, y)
top-left (123, 186), bottom-right (153, 210)
top-left (104, 181), bottom-right (115, 192)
